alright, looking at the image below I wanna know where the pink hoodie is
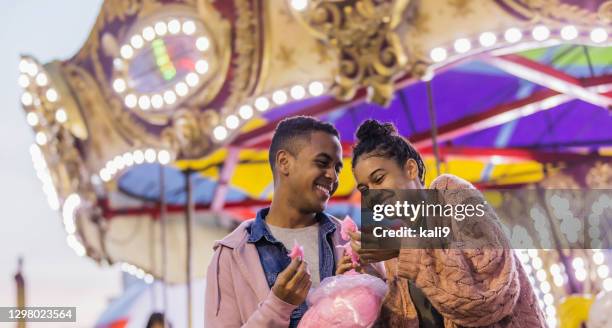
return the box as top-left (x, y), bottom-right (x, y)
top-left (204, 216), bottom-right (348, 327)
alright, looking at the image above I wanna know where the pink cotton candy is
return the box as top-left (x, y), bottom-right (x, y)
top-left (337, 243), bottom-right (359, 268)
top-left (288, 240), bottom-right (304, 260)
top-left (298, 274), bottom-right (387, 328)
top-left (340, 216), bottom-right (357, 241)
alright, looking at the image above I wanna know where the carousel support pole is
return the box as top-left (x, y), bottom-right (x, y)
top-left (159, 165), bottom-right (169, 328)
top-left (14, 257), bottom-right (25, 328)
top-left (582, 46), bottom-right (595, 78)
top-left (426, 80), bottom-right (442, 176)
top-left (149, 218), bottom-right (157, 311)
top-left (183, 169), bottom-right (194, 328)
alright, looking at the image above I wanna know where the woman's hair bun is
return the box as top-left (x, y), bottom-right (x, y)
top-left (356, 119), bottom-right (397, 141)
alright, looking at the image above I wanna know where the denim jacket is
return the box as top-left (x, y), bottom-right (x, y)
top-left (247, 207), bottom-right (338, 327)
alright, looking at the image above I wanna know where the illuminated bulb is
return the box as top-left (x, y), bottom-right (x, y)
top-left (163, 90), bottom-right (177, 105)
top-left (290, 0), bottom-right (308, 11)
top-left (196, 37), bottom-right (210, 51)
top-left (18, 74), bottom-right (30, 88)
top-left (35, 73), bottom-right (48, 86)
top-left (536, 269), bottom-right (547, 282)
top-left (130, 35), bottom-right (144, 49)
top-left (479, 32), bottom-right (497, 47)
top-left (35, 132), bottom-right (47, 145)
top-left (25, 62), bottom-right (38, 77)
top-left (504, 28), bottom-right (523, 43)
top-left (239, 105), bottom-right (253, 119)
top-left (290, 85), bottom-right (306, 100)
top-left (46, 88), bottom-right (58, 102)
top-left (138, 95), bottom-right (151, 110)
top-left (550, 263), bottom-right (560, 275)
top-left (182, 20), bottom-right (196, 35)
top-left (26, 112), bottom-right (39, 126)
top-left (532, 25), bottom-right (550, 41)
top-left (55, 108), bottom-right (67, 123)
top-left (144, 148), bottom-right (156, 163)
top-left (543, 294), bottom-right (554, 306)
top-left (124, 94), bottom-right (137, 108)
top-left (604, 278), bottom-right (612, 291)
top-left (540, 281), bottom-right (551, 293)
top-left (598, 265), bottom-right (609, 279)
top-left (133, 150), bottom-right (145, 164)
top-left (113, 155), bottom-right (125, 170)
top-left (151, 94), bottom-right (164, 109)
top-left (532, 257), bottom-right (543, 270)
top-left (168, 19), bottom-right (181, 34)
top-left (308, 81), bottom-right (324, 96)
top-left (575, 269), bottom-right (587, 281)
top-left (572, 257), bottom-right (584, 269)
top-left (430, 47), bottom-right (448, 62)
top-left (560, 25), bottom-right (578, 40)
top-left (19, 59), bottom-right (30, 73)
top-left (195, 60), bottom-right (209, 74)
top-left (453, 38), bottom-right (471, 53)
top-left (225, 115), bottom-right (239, 129)
top-left (528, 249), bottom-right (538, 258)
top-left (122, 152), bottom-right (134, 166)
top-left (113, 78), bottom-right (126, 93)
top-left (145, 274), bottom-right (154, 284)
top-left (120, 45), bottom-right (134, 59)
top-left (99, 168), bottom-right (111, 182)
top-left (154, 21), bottom-right (168, 36)
top-left (186, 72), bottom-right (199, 87)
top-left (553, 275), bottom-right (564, 287)
top-left (545, 305), bottom-right (556, 317)
top-left (593, 252), bottom-right (605, 265)
top-left (113, 58), bottom-right (123, 69)
top-left (21, 92), bottom-right (33, 106)
top-left (175, 82), bottom-right (188, 96)
top-left (158, 150), bottom-right (171, 164)
top-left (590, 28), bottom-right (608, 43)
top-left (254, 97), bottom-right (270, 111)
top-left (213, 126), bottom-right (228, 141)
top-left (142, 26), bottom-right (155, 41)
top-left (272, 90), bottom-right (288, 105)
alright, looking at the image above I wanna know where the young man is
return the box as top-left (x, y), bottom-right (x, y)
top-left (205, 116), bottom-right (346, 327)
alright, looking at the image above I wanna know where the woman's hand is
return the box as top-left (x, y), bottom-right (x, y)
top-left (336, 253), bottom-right (362, 275)
top-left (348, 230), bottom-right (400, 264)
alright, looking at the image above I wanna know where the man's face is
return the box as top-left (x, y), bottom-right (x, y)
top-left (285, 131), bottom-right (343, 214)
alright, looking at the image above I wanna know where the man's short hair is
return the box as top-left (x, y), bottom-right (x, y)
top-left (268, 116), bottom-right (339, 172)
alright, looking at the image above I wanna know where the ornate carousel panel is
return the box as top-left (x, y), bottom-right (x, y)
top-left (16, 2), bottom-right (612, 326)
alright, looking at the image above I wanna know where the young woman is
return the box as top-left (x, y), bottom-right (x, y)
top-left (339, 120), bottom-right (545, 327)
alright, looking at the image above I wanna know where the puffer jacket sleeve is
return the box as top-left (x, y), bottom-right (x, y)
top-left (396, 174), bottom-right (520, 327)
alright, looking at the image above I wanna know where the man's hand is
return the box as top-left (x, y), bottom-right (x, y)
top-left (272, 258), bottom-right (312, 305)
top-left (349, 230), bottom-right (399, 264)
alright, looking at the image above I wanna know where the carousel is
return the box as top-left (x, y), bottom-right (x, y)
top-left (16, 0), bottom-right (612, 327)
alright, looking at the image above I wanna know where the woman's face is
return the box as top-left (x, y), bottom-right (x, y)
top-left (353, 155), bottom-right (421, 193)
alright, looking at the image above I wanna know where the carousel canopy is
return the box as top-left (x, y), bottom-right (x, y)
top-left (17, 0), bottom-right (611, 284)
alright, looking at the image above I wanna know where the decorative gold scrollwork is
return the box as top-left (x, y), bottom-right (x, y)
top-left (292, 0), bottom-right (411, 106)
top-left (498, 0), bottom-right (604, 25)
top-left (598, 0), bottom-right (612, 23)
top-left (586, 161), bottom-right (612, 188)
top-left (162, 109), bottom-right (218, 158)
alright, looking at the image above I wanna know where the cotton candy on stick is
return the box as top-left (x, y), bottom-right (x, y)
top-left (288, 239), bottom-right (304, 261)
top-left (340, 215), bottom-right (357, 241)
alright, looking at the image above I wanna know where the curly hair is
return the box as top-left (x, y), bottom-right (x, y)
top-left (352, 119), bottom-right (425, 185)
